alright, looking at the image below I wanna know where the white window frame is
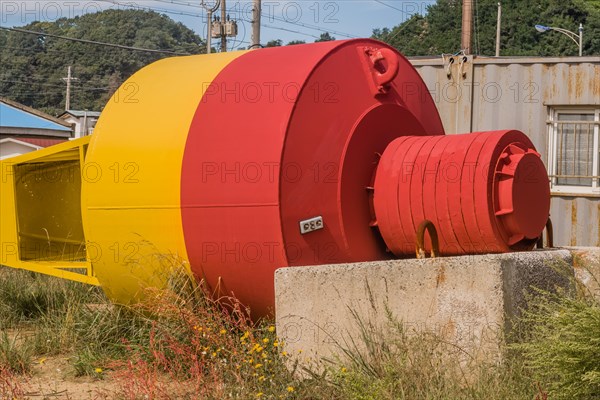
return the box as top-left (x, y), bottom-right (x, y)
top-left (547, 107), bottom-right (600, 196)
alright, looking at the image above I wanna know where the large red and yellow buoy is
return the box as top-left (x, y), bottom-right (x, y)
top-left (1, 39), bottom-right (550, 319)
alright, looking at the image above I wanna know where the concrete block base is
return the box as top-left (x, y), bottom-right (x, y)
top-left (569, 247), bottom-right (600, 300)
top-left (275, 249), bottom-right (576, 369)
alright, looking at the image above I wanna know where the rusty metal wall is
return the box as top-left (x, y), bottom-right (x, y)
top-left (411, 56), bottom-right (600, 247)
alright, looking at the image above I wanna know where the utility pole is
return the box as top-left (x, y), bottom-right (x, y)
top-left (495, 2), bottom-right (502, 56)
top-left (207, 9), bottom-right (213, 53)
top-left (220, 0), bottom-right (227, 52)
top-left (62, 66), bottom-right (79, 111)
top-left (201, 0), bottom-right (220, 54)
top-left (461, 0), bottom-right (473, 54)
top-left (251, 0), bottom-right (261, 49)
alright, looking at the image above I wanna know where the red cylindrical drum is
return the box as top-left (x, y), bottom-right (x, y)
top-left (373, 130), bottom-right (551, 256)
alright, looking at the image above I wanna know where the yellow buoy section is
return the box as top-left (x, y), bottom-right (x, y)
top-left (83, 51), bottom-right (246, 304)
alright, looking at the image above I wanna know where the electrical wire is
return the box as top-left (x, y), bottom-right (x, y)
top-left (261, 13), bottom-right (355, 39)
top-left (0, 79), bottom-right (115, 91)
top-left (373, 0), bottom-right (411, 16)
top-left (97, 0), bottom-right (205, 18)
top-left (0, 26), bottom-right (191, 55)
top-left (383, 16), bottom-right (419, 43)
top-left (150, 0), bottom-right (356, 38)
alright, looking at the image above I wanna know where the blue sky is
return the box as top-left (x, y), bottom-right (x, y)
top-left (0, 1), bottom-right (435, 50)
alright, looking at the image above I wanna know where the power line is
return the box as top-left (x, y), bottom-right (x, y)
top-left (0, 45), bottom-right (82, 53)
top-left (150, 0), bottom-right (356, 39)
top-left (0, 26), bottom-right (191, 55)
top-left (0, 80), bottom-right (114, 92)
top-left (153, 0), bottom-right (215, 8)
top-left (374, 0), bottom-right (411, 16)
top-left (99, 0), bottom-right (320, 40)
top-left (0, 73), bottom-right (119, 85)
top-left (98, 0), bottom-right (205, 18)
top-left (261, 13), bottom-right (355, 39)
top-left (384, 17), bottom-right (419, 43)
top-left (261, 23), bottom-right (320, 39)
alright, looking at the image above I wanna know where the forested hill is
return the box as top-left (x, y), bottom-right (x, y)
top-left (1, 2), bottom-right (599, 116)
top-left (373, 0), bottom-right (600, 57)
top-left (0, 9), bottom-right (204, 115)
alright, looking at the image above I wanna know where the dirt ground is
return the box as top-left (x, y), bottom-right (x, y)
top-left (10, 357), bottom-right (117, 400)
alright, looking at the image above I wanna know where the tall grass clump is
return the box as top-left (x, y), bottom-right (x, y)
top-left (109, 271), bottom-right (302, 399)
top-left (515, 260), bottom-right (600, 400)
top-left (0, 268), bottom-right (92, 329)
top-left (0, 330), bottom-right (34, 374)
top-left (322, 308), bottom-right (537, 400)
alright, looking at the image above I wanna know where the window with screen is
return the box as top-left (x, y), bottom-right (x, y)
top-left (548, 108), bottom-right (599, 195)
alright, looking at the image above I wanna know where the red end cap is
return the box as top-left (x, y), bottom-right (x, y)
top-left (494, 144), bottom-right (551, 246)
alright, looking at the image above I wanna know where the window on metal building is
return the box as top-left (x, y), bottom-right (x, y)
top-left (548, 107), bottom-right (600, 195)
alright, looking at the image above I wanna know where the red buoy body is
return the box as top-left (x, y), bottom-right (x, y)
top-left (180, 40), bottom-right (444, 316)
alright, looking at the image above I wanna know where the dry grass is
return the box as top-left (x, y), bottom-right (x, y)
top-left (1, 262), bottom-right (598, 399)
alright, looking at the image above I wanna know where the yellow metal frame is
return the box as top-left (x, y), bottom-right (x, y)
top-left (1, 51), bottom-right (246, 299)
top-left (0, 136), bottom-right (99, 286)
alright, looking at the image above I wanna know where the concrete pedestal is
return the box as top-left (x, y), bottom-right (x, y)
top-left (275, 250), bottom-right (577, 369)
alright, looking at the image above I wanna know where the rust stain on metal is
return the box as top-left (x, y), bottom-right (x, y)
top-left (594, 66), bottom-right (600, 97)
top-left (436, 264), bottom-right (446, 287)
top-left (570, 201), bottom-right (578, 246)
top-left (569, 70), bottom-right (584, 98)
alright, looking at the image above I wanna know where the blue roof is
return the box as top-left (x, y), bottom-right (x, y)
top-left (0, 102), bottom-right (71, 132)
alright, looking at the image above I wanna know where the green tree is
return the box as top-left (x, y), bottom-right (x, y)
top-left (287, 40), bottom-right (306, 46)
top-left (0, 9), bottom-right (204, 115)
top-left (373, 0), bottom-right (600, 56)
top-left (265, 39), bottom-right (283, 47)
top-left (315, 32), bottom-right (336, 42)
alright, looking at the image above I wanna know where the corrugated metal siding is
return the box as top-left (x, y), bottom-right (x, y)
top-left (412, 56), bottom-right (600, 247)
top-left (551, 197), bottom-right (600, 247)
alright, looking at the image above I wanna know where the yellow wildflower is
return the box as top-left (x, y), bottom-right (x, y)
top-left (287, 386), bottom-right (295, 393)
top-left (262, 338), bottom-right (270, 344)
top-left (255, 363), bottom-right (263, 368)
top-left (95, 368), bottom-right (103, 374)
top-left (268, 326), bottom-right (276, 333)
top-left (220, 329), bottom-right (227, 335)
top-left (256, 392), bottom-right (264, 398)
